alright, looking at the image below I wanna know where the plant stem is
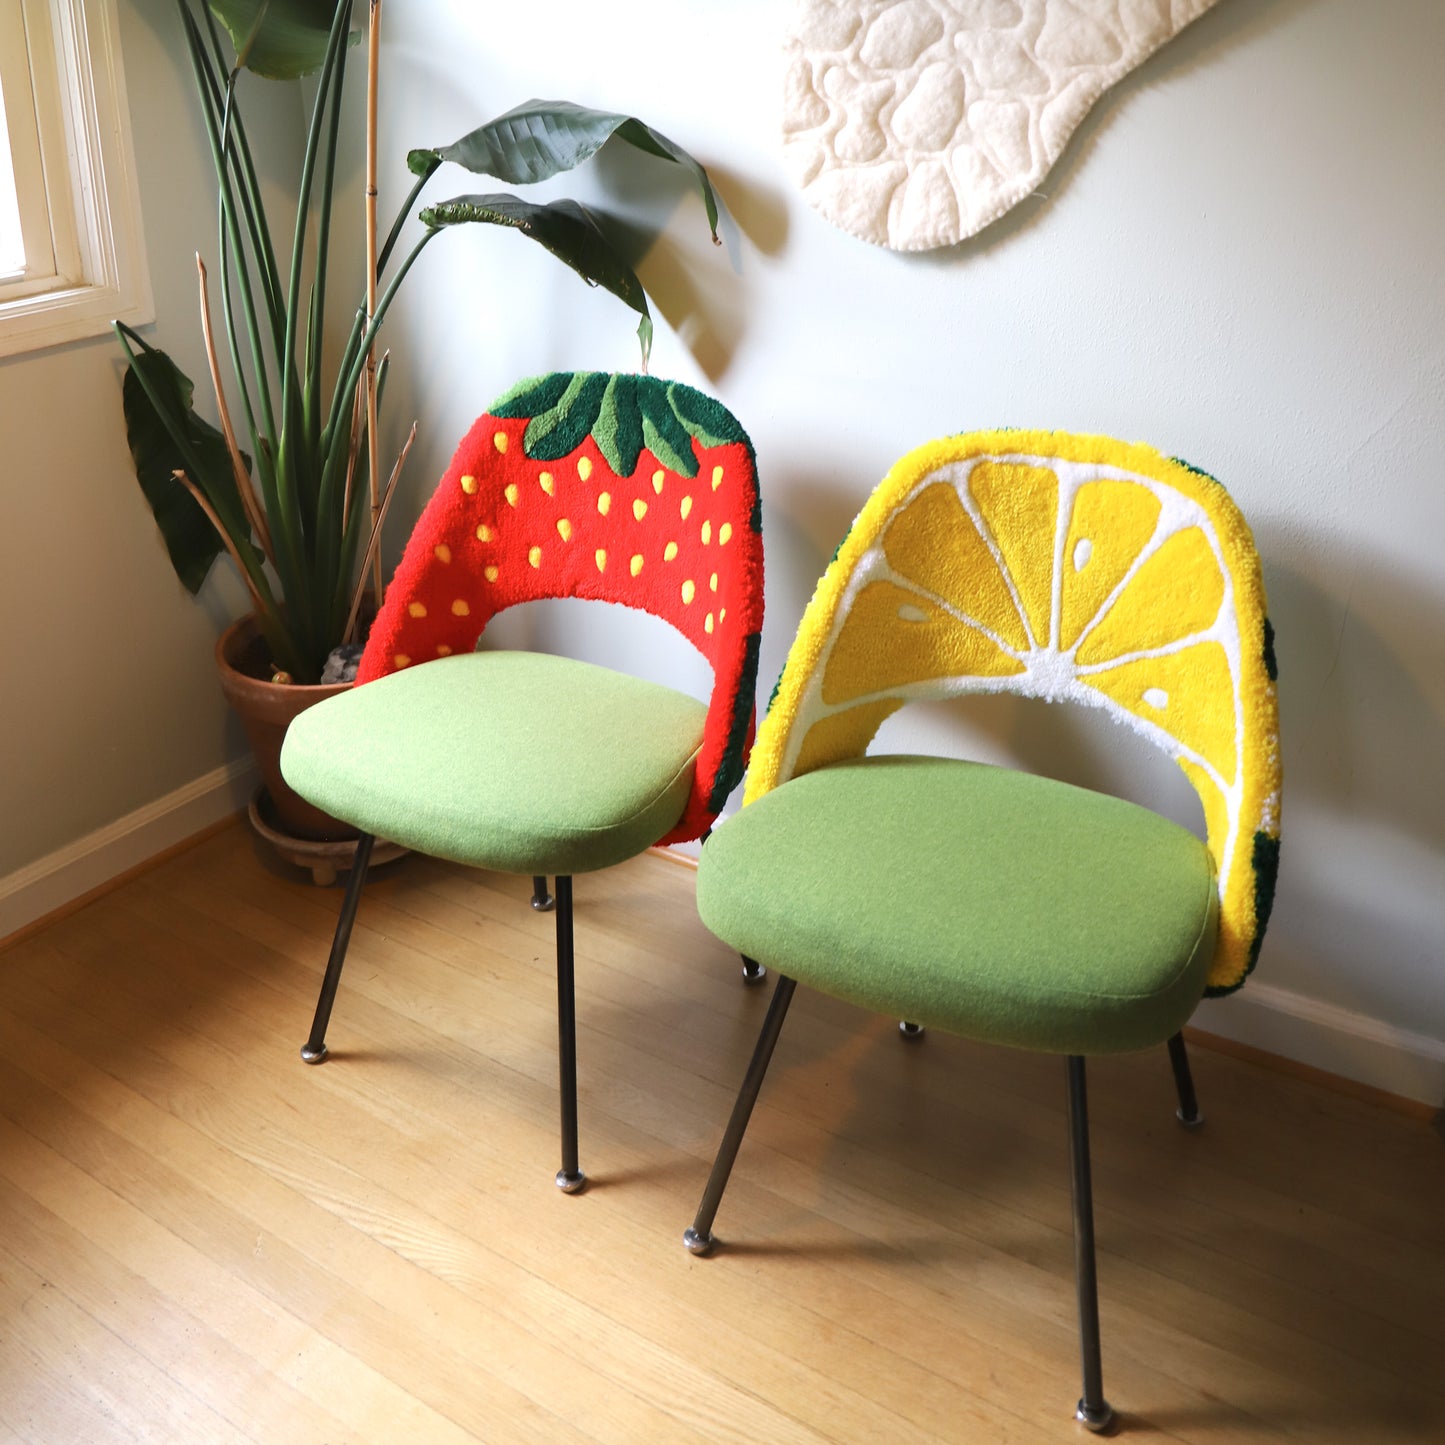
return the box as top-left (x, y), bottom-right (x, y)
top-left (173, 469), bottom-right (270, 619)
top-left (379, 163), bottom-right (437, 274)
top-left (195, 0), bottom-right (285, 342)
top-left (345, 420), bottom-right (416, 644)
top-left (365, 0), bottom-right (384, 606)
top-left (197, 254), bottom-right (274, 565)
top-left (316, 224), bottom-right (435, 582)
top-left (275, 0), bottom-right (353, 625)
top-left (177, 5), bottom-right (277, 443)
top-left (305, 7), bottom-right (350, 468)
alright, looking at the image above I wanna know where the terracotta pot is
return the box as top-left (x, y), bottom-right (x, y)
top-left (215, 615), bottom-right (355, 842)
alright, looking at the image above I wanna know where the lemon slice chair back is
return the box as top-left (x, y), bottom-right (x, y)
top-left (282, 371), bottom-right (763, 1192)
top-left (685, 430), bottom-right (1280, 1427)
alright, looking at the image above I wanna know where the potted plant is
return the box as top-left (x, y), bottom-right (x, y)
top-left (115, 0), bottom-right (725, 861)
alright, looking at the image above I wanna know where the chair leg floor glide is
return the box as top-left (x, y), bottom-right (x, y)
top-left (531, 875), bottom-right (555, 912)
top-left (741, 954), bottom-right (767, 985)
top-left (300, 851), bottom-right (588, 1193)
top-left (553, 875), bottom-right (586, 1194)
top-left (685, 975), bottom-right (798, 1255)
top-left (300, 831), bottom-right (375, 1064)
top-left (1167, 1031), bottom-right (1205, 1129)
top-left (1067, 1055), bottom-right (1115, 1434)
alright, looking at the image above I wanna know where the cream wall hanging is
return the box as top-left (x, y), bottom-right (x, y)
top-left (783, 0), bottom-right (1223, 251)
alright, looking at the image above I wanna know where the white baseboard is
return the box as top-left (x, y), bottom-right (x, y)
top-left (0, 758), bottom-right (258, 943)
top-left (1193, 982), bottom-right (1445, 1109)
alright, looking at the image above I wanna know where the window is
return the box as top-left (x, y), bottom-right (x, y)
top-left (0, 0), bottom-right (151, 357)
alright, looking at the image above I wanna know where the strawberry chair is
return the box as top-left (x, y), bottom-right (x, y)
top-left (683, 430), bottom-right (1281, 1428)
top-left (281, 371), bottom-right (764, 1192)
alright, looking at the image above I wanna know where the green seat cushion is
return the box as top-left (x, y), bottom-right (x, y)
top-left (280, 651), bottom-right (707, 875)
top-left (696, 756), bottom-right (1218, 1054)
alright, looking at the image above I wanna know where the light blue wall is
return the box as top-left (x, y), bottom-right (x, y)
top-left (375, 0), bottom-right (1445, 1069)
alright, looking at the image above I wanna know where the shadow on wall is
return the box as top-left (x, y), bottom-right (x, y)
top-left (592, 148), bottom-right (790, 387)
top-left (1262, 546), bottom-right (1445, 852)
top-left (1252, 542), bottom-right (1445, 1038)
top-left (612, 0), bottom-right (1313, 378)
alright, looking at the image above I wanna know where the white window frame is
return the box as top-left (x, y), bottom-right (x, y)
top-left (0, 0), bottom-right (152, 357)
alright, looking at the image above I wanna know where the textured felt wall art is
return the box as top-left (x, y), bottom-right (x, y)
top-left (783, 0), bottom-right (1222, 250)
top-left (358, 371), bottom-right (765, 843)
top-left (747, 430), bottom-right (1280, 993)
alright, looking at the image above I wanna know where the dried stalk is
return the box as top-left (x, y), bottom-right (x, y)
top-left (341, 359), bottom-right (368, 530)
top-left (174, 468), bottom-right (268, 618)
top-left (344, 420), bottom-right (417, 645)
top-left (364, 0), bottom-right (384, 604)
top-left (196, 254), bottom-right (274, 564)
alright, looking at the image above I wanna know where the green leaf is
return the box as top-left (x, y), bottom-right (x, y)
top-left (667, 382), bottom-right (746, 450)
top-left (121, 347), bottom-right (252, 595)
top-left (204, 0), bottom-right (345, 80)
top-left (593, 374), bottom-right (643, 476)
top-left (430, 100), bottom-right (720, 240)
top-left (522, 371), bottom-right (610, 461)
top-left (421, 192), bottom-right (653, 356)
top-left (491, 371), bottom-right (575, 421)
top-left (638, 385), bottom-right (698, 477)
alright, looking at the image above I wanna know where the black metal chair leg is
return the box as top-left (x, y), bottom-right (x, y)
top-left (531, 875), bottom-right (555, 912)
top-left (1167, 1031), bottom-right (1204, 1129)
top-left (741, 954), bottom-right (767, 985)
top-left (554, 876), bottom-right (586, 1194)
top-left (1066, 1056), bottom-right (1114, 1433)
top-left (300, 832), bottom-right (375, 1064)
top-left (684, 975), bottom-right (798, 1255)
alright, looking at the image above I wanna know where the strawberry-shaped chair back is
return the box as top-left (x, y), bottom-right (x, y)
top-left (359, 372), bottom-right (765, 843)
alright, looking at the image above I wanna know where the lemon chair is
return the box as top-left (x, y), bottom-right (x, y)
top-left (282, 371), bottom-right (764, 1192)
top-left (684, 431), bottom-right (1280, 1428)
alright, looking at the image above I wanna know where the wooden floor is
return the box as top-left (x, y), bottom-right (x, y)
top-left (0, 825), bottom-right (1442, 1443)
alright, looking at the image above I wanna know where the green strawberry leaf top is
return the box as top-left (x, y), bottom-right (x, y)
top-left (491, 372), bottom-right (747, 480)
